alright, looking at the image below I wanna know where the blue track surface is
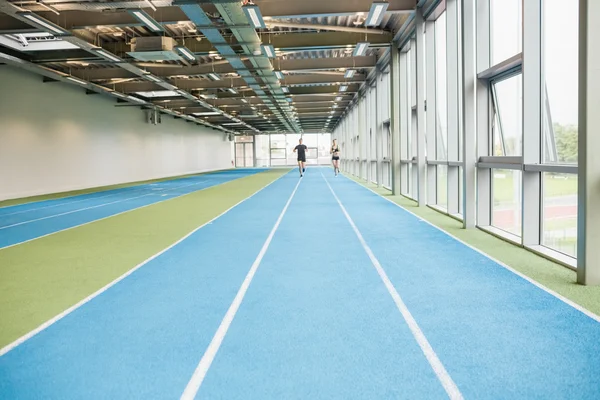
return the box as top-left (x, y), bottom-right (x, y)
top-left (1, 168), bottom-right (600, 399)
top-left (0, 169), bottom-right (263, 249)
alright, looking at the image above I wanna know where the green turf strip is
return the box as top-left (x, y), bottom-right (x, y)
top-left (350, 177), bottom-right (600, 316)
top-left (0, 169), bottom-right (289, 349)
top-left (0, 169), bottom-right (233, 207)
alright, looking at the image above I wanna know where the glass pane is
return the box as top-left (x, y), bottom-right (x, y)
top-left (543, 0), bottom-right (579, 164)
top-left (458, 166), bottom-right (464, 216)
top-left (270, 148), bottom-right (286, 159)
top-left (491, 0), bottom-right (522, 65)
top-left (255, 135), bottom-right (270, 167)
top-left (542, 173), bottom-right (577, 257)
top-left (437, 165), bottom-right (448, 210)
top-left (492, 169), bottom-right (522, 236)
top-left (435, 12), bottom-right (448, 161)
top-left (493, 74), bottom-right (523, 156)
top-left (270, 134), bottom-right (286, 148)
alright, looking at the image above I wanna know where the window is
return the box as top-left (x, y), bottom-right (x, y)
top-left (491, 74), bottom-right (523, 156)
top-left (543, 0), bottom-right (578, 164)
top-left (542, 173), bottom-right (577, 258)
top-left (490, 0), bottom-right (522, 65)
top-left (437, 165), bottom-right (448, 209)
top-left (492, 169), bottom-right (522, 236)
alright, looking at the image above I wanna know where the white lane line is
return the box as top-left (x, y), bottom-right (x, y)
top-left (345, 176), bottom-right (600, 324)
top-left (180, 177), bottom-right (302, 400)
top-left (321, 172), bottom-right (463, 400)
top-left (0, 176), bottom-right (249, 251)
top-left (0, 171), bottom-right (290, 358)
top-left (0, 180), bottom-right (210, 230)
top-left (0, 187), bottom-right (147, 217)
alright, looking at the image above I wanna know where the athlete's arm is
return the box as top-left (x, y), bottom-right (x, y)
top-left (293, 145), bottom-right (297, 153)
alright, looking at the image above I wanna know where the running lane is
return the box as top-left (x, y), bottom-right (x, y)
top-left (194, 169), bottom-right (449, 399)
top-left (0, 171), bottom-right (296, 399)
top-left (326, 174), bottom-right (600, 399)
top-left (0, 169), bottom-right (264, 249)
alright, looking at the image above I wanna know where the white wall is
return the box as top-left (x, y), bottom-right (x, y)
top-left (0, 66), bottom-right (234, 201)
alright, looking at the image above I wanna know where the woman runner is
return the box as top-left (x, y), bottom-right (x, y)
top-left (330, 139), bottom-right (340, 176)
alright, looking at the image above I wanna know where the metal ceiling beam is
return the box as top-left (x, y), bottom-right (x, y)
top-left (66, 55), bottom-right (377, 81)
top-left (202, 0), bottom-right (416, 19)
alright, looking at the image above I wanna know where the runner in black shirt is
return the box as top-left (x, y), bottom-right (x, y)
top-left (293, 138), bottom-right (307, 177)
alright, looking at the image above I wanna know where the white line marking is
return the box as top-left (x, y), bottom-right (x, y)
top-left (0, 187), bottom-right (147, 217)
top-left (321, 172), bottom-right (463, 400)
top-left (0, 171), bottom-right (290, 358)
top-left (345, 176), bottom-right (600, 324)
top-left (180, 177), bottom-right (301, 400)
top-left (0, 180), bottom-right (209, 230)
top-left (0, 176), bottom-right (250, 251)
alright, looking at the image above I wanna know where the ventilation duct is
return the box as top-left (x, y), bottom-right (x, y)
top-left (128, 37), bottom-right (182, 61)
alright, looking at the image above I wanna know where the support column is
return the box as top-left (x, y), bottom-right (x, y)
top-left (390, 45), bottom-right (402, 195)
top-left (577, 0), bottom-right (600, 285)
top-left (522, 0), bottom-right (542, 246)
top-left (460, 0), bottom-right (478, 227)
top-left (376, 73), bottom-right (383, 188)
top-left (446, 0), bottom-right (460, 215)
top-left (399, 48), bottom-right (410, 195)
top-left (426, 20), bottom-right (437, 205)
top-left (415, 8), bottom-right (427, 206)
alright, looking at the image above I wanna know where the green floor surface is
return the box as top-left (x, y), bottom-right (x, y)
top-left (350, 176), bottom-right (600, 317)
top-left (0, 169), bottom-right (289, 349)
top-left (0, 169), bottom-right (232, 207)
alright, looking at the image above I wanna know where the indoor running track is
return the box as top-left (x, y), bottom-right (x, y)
top-left (1, 168), bottom-right (600, 399)
top-left (0, 169), bottom-right (264, 249)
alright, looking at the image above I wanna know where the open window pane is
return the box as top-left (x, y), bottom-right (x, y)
top-left (492, 169), bottom-right (522, 236)
top-left (490, 0), bottom-right (522, 65)
top-left (542, 173), bottom-right (577, 257)
top-left (543, 0), bottom-right (579, 164)
top-left (492, 74), bottom-right (523, 156)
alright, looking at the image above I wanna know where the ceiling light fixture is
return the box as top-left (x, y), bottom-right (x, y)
top-left (261, 44), bottom-right (275, 58)
top-left (128, 96), bottom-right (146, 103)
top-left (242, 3), bottom-right (266, 29)
top-left (67, 76), bottom-right (87, 85)
top-left (275, 71), bottom-right (284, 80)
top-left (353, 42), bottom-right (370, 57)
top-left (339, 85), bottom-right (348, 92)
top-left (335, 96), bottom-right (343, 101)
top-left (366, 1), bottom-right (389, 27)
top-left (36, 1), bottom-right (60, 15)
top-left (175, 46), bottom-right (196, 61)
top-left (241, 98), bottom-right (248, 103)
top-left (193, 111), bottom-right (221, 116)
top-left (227, 88), bottom-right (237, 94)
top-left (144, 74), bottom-right (161, 83)
top-left (129, 10), bottom-right (163, 32)
top-left (144, 0), bottom-right (157, 11)
top-left (207, 72), bottom-right (220, 81)
top-left (18, 12), bottom-right (68, 35)
top-left (344, 70), bottom-right (356, 79)
top-left (95, 49), bottom-right (121, 62)
top-left (282, 87), bottom-right (289, 93)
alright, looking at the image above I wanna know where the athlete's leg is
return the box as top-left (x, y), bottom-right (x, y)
top-left (302, 161), bottom-right (306, 173)
top-left (298, 160), bottom-right (302, 176)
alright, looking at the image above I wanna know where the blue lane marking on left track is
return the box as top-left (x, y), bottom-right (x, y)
top-left (0, 171), bottom-right (296, 400)
top-left (0, 169), bottom-right (265, 249)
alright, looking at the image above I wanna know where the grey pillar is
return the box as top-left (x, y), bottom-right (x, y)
top-left (415, 8), bottom-right (427, 206)
top-left (390, 45), bottom-right (402, 195)
top-left (460, 0), bottom-right (477, 227)
top-left (577, 0), bottom-right (600, 285)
